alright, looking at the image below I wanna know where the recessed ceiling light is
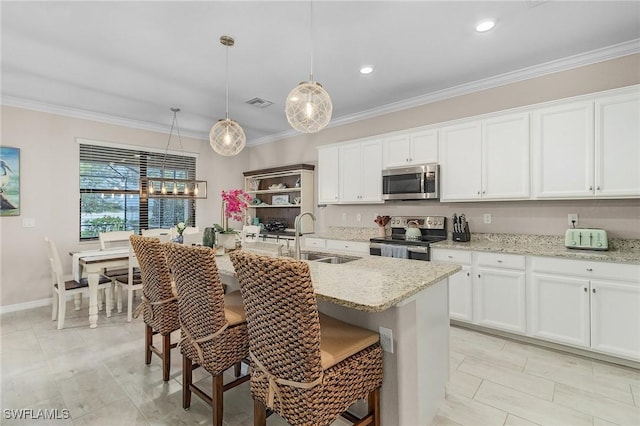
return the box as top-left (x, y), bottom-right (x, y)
top-left (475, 20), bottom-right (496, 32)
top-left (360, 66), bottom-right (374, 75)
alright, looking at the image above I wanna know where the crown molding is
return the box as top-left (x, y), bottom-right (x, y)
top-left (3, 39), bottom-right (638, 148)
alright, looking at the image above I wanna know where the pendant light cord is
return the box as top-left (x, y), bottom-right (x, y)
top-left (309, 0), bottom-right (314, 82)
top-left (161, 108), bottom-right (185, 173)
top-left (225, 42), bottom-right (229, 120)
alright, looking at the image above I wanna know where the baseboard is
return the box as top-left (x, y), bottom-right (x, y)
top-left (0, 298), bottom-right (52, 315)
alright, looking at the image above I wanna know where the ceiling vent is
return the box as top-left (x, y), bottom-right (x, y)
top-left (245, 97), bottom-right (274, 108)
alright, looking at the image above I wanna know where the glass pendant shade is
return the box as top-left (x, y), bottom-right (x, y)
top-left (209, 118), bottom-right (246, 156)
top-left (285, 81), bottom-right (332, 133)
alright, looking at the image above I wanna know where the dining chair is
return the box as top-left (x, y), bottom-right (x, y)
top-left (45, 237), bottom-right (113, 329)
top-left (229, 251), bottom-right (383, 426)
top-left (98, 230), bottom-right (134, 308)
top-left (113, 243), bottom-right (143, 322)
top-left (182, 231), bottom-right (203, 246)
top-left (163, 243), bottom-right (249, 426)
top-left (141, 228), bottom-right (172, 242)
top-left (129, 235), bottom-right (180, 381)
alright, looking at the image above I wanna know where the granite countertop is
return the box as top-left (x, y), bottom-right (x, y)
top-left (431, 234), bottom-right (640, 265)
top-left (214, 242), bottom-right (461, 312)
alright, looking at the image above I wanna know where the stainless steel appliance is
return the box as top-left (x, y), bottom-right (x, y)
top-left (369, 216), bottom-right (446, 261)
top-left (382, 164), bottom-right (439, 200)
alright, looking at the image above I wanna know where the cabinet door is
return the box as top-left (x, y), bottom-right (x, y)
top-left (475, 267), bottom-right (526, 334)
top-left (449, 266), bottom-right (473, 322)
top-left (339, 143), bottom-right (363, 203)
top-left (590, 279), bottom-right (640, 361)
top-left (359, 140), bottom-right (383, 202)
top-left (382, 135), bottom-right (411, 168)
top-left (482, 113), bottom-right (530, 199)
top-left (439, 121), bottom-right (482, 201)
top-left (318, 146), bottom-right (340, 204)
top-left (529, 273), bottom-right (590, 348)
top-left (532, 101), bottom-right (595, 198)
top-left (595, 91), bottom-right (640, 197)
top-left (410, 129), bottom-right (438, 164)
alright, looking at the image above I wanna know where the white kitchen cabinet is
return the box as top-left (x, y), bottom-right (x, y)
top-left (325, 239), bottom-right (369, 254)
top-left (339, 139), bottom-right (383, 203)
top-left (439, 113), bottom-right (530, 201)
top-left (475, 253), bottom-right (527, 334)
top-left (595, 91), bottom-right (640, 197)
top-left (382, 129), bottom-right (438, 168)
top-left (431, 248), bottom-right (474, 322)
top-left (317, 145), bottom-right (340, 204)
top-left (529, 256), bottom-right (640, 361)
top-left (532, 101), bottom-right (595, 198)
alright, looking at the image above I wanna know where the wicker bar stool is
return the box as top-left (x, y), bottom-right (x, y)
top-left (163, 243), bottom-right (249, 426)
top-left (129, 235), bottom-right (179, 382)
top-left (229, 251), bottom-right (383, 426)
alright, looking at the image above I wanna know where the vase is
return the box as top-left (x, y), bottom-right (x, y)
top-left (217, 233), bottom-right (238, 251)
top-left (172, 235), bottom-right (184, 244)
top-left (378, 227), bottom-right (386, 238)
top-left (202, 227), bottom-right (216, 248)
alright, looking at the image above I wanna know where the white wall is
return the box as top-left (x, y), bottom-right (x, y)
top-left (248, 54), bottom-right (640, 239)
top-left (0, 107), bottom-right (248, 307)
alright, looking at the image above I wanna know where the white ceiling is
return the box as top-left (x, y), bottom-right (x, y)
top-left (2, 1), bottom-right (639, 145)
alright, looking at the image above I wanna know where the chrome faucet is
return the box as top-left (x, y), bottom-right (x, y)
top-left (294, 211), bottom-right (316, 260)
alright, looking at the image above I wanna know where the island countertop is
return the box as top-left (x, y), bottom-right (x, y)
top-left (214, 242), bottom-right (461, 312)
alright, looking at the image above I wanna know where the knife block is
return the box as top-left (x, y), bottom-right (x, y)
top-left (452, 223), bottom-right (471, 242)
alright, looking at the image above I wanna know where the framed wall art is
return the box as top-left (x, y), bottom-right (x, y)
top-left (0, 146), bottom-right (20, 216)
top-left (271, 194), bottom-right (290, 205)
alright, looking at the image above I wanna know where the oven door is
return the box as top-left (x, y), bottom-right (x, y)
top-left (369, 243), bottom-right (430, 261)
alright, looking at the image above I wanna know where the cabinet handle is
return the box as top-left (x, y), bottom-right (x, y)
top-left (592, 288), bottom-right (596, 294)
top-left (406, 158), bottom-right (410, 162)
top-left (477, 190), bottom-right (480, 195)
top-left (448, 255), bottom-right (453, 259)
top-left (586, 268), bottom-right (593, 272)
top-left (478, 274), bottom-right (481, 278)
top-left (482, 190), bottom-right (486, 194)
top-left (589, 186), bottom-right (593, 191)
top-left (497, 260), bottom-right (503, 263)
top-left (466, 272), bottom-right (470, 277)
top-left (584, 287), bottom-right (588, 292)
top-left (596, 186), bottom-right (601, 191)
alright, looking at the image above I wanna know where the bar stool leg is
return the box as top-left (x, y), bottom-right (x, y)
top-left (213, 374), bottom-right (224, 426)
top-left (145, 324), bottom-right (152, 365)
top-left (162, 333), bottom-right (171, 381)
top-left (182, 355), bottom-right (192, 409)
top-left (253, 399), bottom-right (267, 426)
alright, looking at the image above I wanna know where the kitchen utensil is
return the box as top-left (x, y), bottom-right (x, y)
top-left (452, 214), bottom-right (458, 233)
top-left (404, 220), bottom-right (423, 240)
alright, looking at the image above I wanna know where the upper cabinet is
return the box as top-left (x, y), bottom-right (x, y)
top-left (440, 112), bottom-right (530, 202)
top-left (340, 139), bottom-right (383, 203)
top-left (533, 88), bottom-right (640, 199)
top-left (595, 91), bottom-right (640, 197)
top-left (317, 145), bottom-right (340, 204)
top-left (382, 129), bottom-right (438, 168)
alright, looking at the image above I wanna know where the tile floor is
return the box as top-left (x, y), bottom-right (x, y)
top-left (1, 300), bottom-right (639, 425)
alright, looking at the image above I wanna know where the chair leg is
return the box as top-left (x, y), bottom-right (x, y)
top-left (212, 374), bottom-right (224, 426)
top-left (127, 287), bottom-right (134, 322)
top-left (368, 388), bottom-right (380, 426)
top-left (52, 292), bottom-right (58, 321)
top-left (116, 284), bottom-right (123, 313)
top-left (145, 324), bottom-right (153, 365)
top-left (74, 293), bottom-right (82, 310)
top-left (253, 399), bottom-right (267, 426)
top-left (162, 333), bottom-right (171, 381)
top-left (57, 294), bottom-right (66, 330)
top-left (105, 287), bottom-right (113, 318)
top-left (182, 355), bottom-right (193, 409)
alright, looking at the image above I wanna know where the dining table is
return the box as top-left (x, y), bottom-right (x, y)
top-left (70, 248), bottom-right (129, 328)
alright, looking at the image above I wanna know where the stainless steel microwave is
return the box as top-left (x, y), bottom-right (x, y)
top-left (382, 164), bottom-right (439, 200)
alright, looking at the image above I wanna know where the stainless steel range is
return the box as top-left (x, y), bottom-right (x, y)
top-left (369, 216), bottom-right (447, 261)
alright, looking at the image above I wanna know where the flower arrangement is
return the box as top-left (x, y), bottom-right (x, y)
top-left (176, 221), bottom-right (187, 236)
top-left (216, 189), bottom-right (252, 233)
top-left (374, 215), bottom-right (391, 227)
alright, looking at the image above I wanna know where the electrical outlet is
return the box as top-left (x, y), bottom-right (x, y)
top-left (356, 213), bottom-right (362, 222)
top-left (483, 213), bottom-right (492, 224)
top-left (568, 213), bottom-right (578, 226)
top-left (341, 212), bottom-right (347, 222)
top-left (379, 326), bottom-right (394, 353)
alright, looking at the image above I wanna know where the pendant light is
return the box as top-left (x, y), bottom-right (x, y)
top-left (140, 108), bottom-right (207, 199)
top-left (210, 35), bottom-right (246, 156)
top-left (285, 0), bottom-right (332, 133)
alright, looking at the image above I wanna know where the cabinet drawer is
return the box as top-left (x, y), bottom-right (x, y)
top-left (476, 252), bottom-right (526, 270)
top-left (531, 256), bottom-right (640, 283)
top-left (431, 249), bottom-right (472, 265)
top-left (304, 238), bottom-right (326, 249)
top-left (325, 239), bottom-right (369, 254)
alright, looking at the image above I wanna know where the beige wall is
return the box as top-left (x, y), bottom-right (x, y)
top-left (249, 54), bottom-right (640, 239)
top-left (0, 107), bottom-right (248, 307)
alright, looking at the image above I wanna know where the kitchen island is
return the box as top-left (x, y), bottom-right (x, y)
top-left (215, 242), bottom-right (461, 425)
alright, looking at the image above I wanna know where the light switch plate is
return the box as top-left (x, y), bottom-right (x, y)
top-left (22, 218), bottom-right (36, 228)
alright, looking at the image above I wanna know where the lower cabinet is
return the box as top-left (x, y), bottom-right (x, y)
top-left (476, 266), bottom-right (527, 334)
top-left (431, 249), bottom-right (473, 322)
top-left (529, 256), bottom-right (640, 361)
top-left (303, 237), bottom-right (369, 255)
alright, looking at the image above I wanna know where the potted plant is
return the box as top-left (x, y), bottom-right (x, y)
top-left (214, 189), bottom-right (251, 250)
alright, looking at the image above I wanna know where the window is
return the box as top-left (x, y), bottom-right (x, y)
top-left (79, 142), bottom-right (196, 240)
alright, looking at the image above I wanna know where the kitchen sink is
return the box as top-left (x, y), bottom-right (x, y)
top-left (292, 251), bottom-right (360, 264)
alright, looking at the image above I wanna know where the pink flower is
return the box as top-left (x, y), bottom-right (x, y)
top-left (221, 189), bottom-right (252, 222)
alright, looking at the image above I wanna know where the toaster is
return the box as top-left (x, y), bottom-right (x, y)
top-left (565, 228), bottom-right (608, 251)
